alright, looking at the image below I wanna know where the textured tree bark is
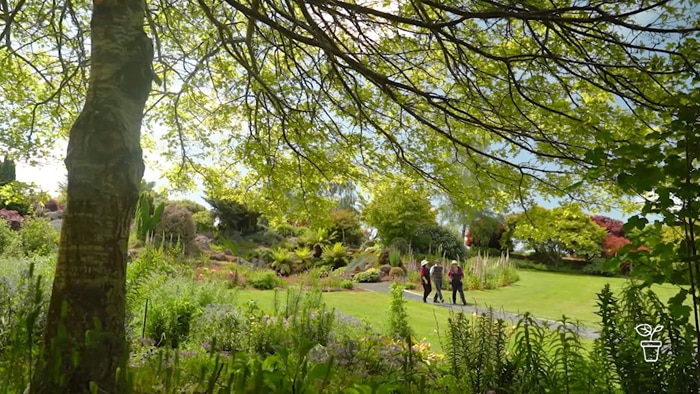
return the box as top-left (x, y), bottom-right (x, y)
top-left (31, 0), bottom-right (153, 392)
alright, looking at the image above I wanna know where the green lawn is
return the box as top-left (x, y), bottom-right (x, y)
top-left (434, 270), bottom-right (687, 328)
top-left (229, 270), bottom-right (688, 353)
top-left (231, 288), bottom-right (463, 352)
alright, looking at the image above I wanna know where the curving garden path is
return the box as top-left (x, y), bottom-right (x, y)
top-left (356, 281), bottom-right (601, 340)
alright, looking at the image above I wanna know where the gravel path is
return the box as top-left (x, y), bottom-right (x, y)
top-left (356, 281), bottom-right (601, 340)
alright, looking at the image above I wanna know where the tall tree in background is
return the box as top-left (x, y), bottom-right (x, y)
top-left (1, 0), bottom-right (698, 390)
top-left (0, 157), bottom-right (16, 185)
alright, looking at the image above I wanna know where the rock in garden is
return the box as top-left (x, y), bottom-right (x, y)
top-left (379, 264), bottom-right (392, 276)
top-left (190, 235), bottom-right (212, 252)
top-left (234, 256), bottom-right (253, 267)
top-left (210, 252), bottom-right (228, 261)
top-left (49, 219), bottom-right (63, 231)
top-left (47, 210), bottom-right (63, 220)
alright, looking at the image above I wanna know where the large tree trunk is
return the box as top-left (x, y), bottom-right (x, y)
top-left (31, 0), bottom-right (153, 392)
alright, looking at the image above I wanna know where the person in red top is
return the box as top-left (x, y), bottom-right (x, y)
top-left (448, 260), bottom-right (467, 305)
top-left (420, 260), bottom-right (432, 303)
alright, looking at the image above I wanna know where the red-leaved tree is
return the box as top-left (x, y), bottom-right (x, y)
top-left (591, 215), bottom-right (625, 237)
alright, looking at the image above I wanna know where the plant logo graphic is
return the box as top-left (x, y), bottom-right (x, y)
top-left (635, 324), bottom-right (663, 362)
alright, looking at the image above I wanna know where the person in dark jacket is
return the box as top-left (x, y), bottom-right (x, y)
top-left (420, 259), bottom-right (432, 303)
top-left (430, 260), bottom-right (444, 303)
top-left (447, 260), bottom-right (467, 305)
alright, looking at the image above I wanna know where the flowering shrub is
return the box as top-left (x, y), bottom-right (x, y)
top-left (353, 268), bottom-right (381, 282)
top-left (247, 270), bottom-right (284, 289)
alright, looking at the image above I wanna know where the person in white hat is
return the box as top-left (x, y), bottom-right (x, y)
top-left (420, 259), bottom-right (432, 303)
top-left (447, 260), bottom-right (467, 305)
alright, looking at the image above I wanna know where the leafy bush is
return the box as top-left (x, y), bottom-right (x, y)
top-left (190, 304), bottom-right (246, 353)
top-left (147, 297), bottom-right (200, 348)
top-left (362, 180), bottom-right (437, 244)
top-left (18, 218), bottom-right (59, 256)
top-left (275, 223), bottom-right (306, 237)
top-left (135, 193), bottom-right (165, 241)
top-left (142, 278), bottom-right (225, 348)
top-left (192, 210), bottom-right (215, 234)
top-left (510, 204), bottom-right (607, 263)
top-left (389, 237), bottom-right (410, 254)
top-left (321, 242), bottom-right (350, 269)
top-left (247, 228), bottom-right (284, 245)
top-left (169, 199), bottom-right (207, 214)
top-left (0, 219), bottom-right (21, 256)
top-left (340, 279), bottom-right (354, 289)
top-left (328, 208), bottom-right (365, 247)
top-left (154, 203), bottom-right (196, 248)
top-left (247, 270), bottom-right (284, 289)
top-left (466, 214), bottom-right (507, 249)
top-left (270, 248), bottom-right (293, 276)
top-left (353, 268), bottom-right (381, 283)
top-left (582, 258), bottom-right (618, 277)
top-left (413, 224), bottom-right (466, 260)
top-left (388, 266), bottom-right (405, 280)
top-left (205, 196), bottom-right (260, 236)
top-left (0, 181), bottom-right (47, 216)
top-left (463, 253), bottom-right (519, 290)
top-left (388, 249), bottom-right (402, 267)
top-left (250, 247), bottom-right (274, 263)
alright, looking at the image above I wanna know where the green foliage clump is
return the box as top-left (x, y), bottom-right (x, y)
top-left (466, 214), bottom-right (508, 249)
top-left (154, 203), bottom-right (196, 248)
top-left (0, 157), bottom-right (16, 185)
top-left (135, 193), bottom-right (165, 241)
top-left (510, 204), bottom-right (607, 264)
top-left (388, 249), bottom-right (402, 267)
top-left (328, 208), bottom-right (364, 247)
top-left (192, 210), bottom-right (215, 234)
top-left (18, 219), bottom-right (59, 256)
top-left (247, 228), bottom-right (284, 245)
top-left (274, 223), bottom-right (306, 237)
top-left (0, 220), bottom-right (21, 256)
top-left (168, 199), bottom-right (207, 214)
top-left (270, 248), bottom-right (293, 276)
top-left (205, 196), bottom-right (260, 236)
top-left (389, 237), bottom-right (410, 253)
top-left (247, 270), bottom-right (284, 289)
top-left (250, 247), bottom-right (274, 263)
top-left (414, 224), bottom-right (466, 260)
top-left (353, 268), bottom-right (381, 283)
top-left (388, 266), bottom-right (404, 280)
top-left (321, 242), bottom-right (350, 269)
top-left (340, 279), bottom-right (354, 289)
top-left (362, 181), bottom-right (436, 245)
top-left (388, 283), bottom-right (413, 343)
top-left (462, 253), bottom-right (519, 290)
top-left (0, 181), bottom-right (47, 216)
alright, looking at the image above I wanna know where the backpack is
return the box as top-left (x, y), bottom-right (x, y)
top-left (432, 265), bottom-right (443, 280)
